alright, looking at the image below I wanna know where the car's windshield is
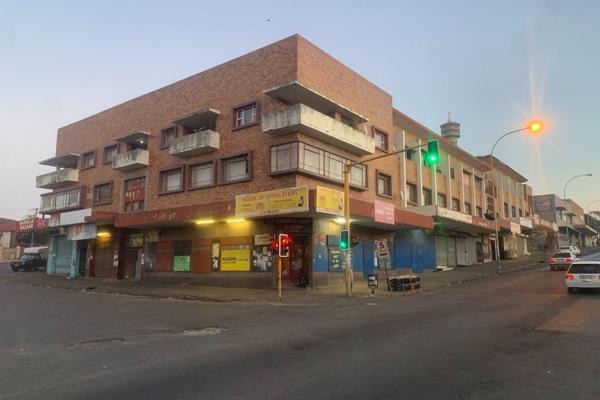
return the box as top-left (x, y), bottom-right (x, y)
top-left (568, 264), bottom-right (600, 274)
top-left (553, 253), bottom-right (572, 258)
top-left (19, 255), bottom-right (34, 261)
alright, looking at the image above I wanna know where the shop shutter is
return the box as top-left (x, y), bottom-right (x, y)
top-left (435, 235), bottom-right (447, 267)
top-left (466, 238), bottom-right (478, 265)
top-left (54, 236), bottom-right (71, 274)
top-left (456, 238), bottom-right (467, 266)
top-left (447, 237), bottom-right (457, 267)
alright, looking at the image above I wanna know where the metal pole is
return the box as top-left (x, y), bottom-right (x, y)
top-left (278, 256), bottom-right (282, 302)
top-left (343, 163), bottom-right (352, 298)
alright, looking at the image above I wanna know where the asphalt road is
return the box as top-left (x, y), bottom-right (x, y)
top-left (2, 253), bottom-right (600, 400)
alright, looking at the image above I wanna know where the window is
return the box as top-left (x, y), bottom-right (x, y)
top-left (40, 188), bottom-right (81, 213)
top-left (407, 183), bottom-right (417, 204)
top-left (223, 154), bottom-right (249, 183)
top-left (160, 168), bottom-right (183, 193)
top-left (188, 162), bottom-right (214, 189)
top-left (374, 129), bottom-right (388, 151)
top-left (124, 177), bottom-right (145, 212)
top-left (93, 183), bottom-right (112, 205)
top-left (450, 168), bottom-right (455, 180)
top-left (103, 145), bottom-right (118, 164)
top-left (234, 103), bottom-right (257, 129)
top-left (519, 209), bottom-right (523, 217)
top-left (423, 188), bottom-right (433, 205)
top-left (452, 198), bottom-right (460, 211)
top-left (475, 176), bottom-right (483, 190)
top-left (421, 150), bottom-right (428, 167)
top-left (271, 142), bottom-right (367, 189)
top-left (160, 127), bottom-right (177, 148)
top-left (511, 206), bottom-right (517, 218)
top-left (377, 172), bottom-right (392, 197)
top-left (81, 151), bottom-right (95, 169)
top-left (437, 193), bottom-right (447, 207)
top-left (463, 171), bottom-right (472, 186)
top-left (504, 203), bottom-right (509, 217)
top-left (464, 202), bottom-right (472, 215)
top-left (405, 146), bottom-right (414, 161)
top-left (476, 206), bottom-right (483, 217)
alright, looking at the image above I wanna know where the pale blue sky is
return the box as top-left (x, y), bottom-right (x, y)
top-left (1, 0), bottom-right (599, 219)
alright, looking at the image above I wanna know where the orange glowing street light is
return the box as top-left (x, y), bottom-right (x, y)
top-left (529, 121), bottom-right (543, 133)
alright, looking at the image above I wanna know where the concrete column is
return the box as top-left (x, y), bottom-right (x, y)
top-left (458, 161), bottom-right (465, 212)
top-left (499, 171), bottom-right (506, 218)
top-left (470, 168), bottom-right (476, 215)
top-left (415, 138), bottom-right (424, 206)
top-left (446, 154), bottom-right (452, 207)
top-left (397, 131), bottom-right (407, 208)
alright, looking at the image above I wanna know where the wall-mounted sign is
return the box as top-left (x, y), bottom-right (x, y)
top-left (235, 187), bottom-right (309, 218)
top-left (437, 206), bottom-right (473, 224)
top-left (534, 197), bottom-right (553, 213)
top-left (254, 233), bottom-right (273, 246)
top-left (220, 248), bottom-right (251, 271)
top-left (18, 217), bottom-right (48, 232)
top-left (328, 248), bottom-right (341, 272)
top-left (173, 255), bottom-right (191, 272)
top-left (129, 234), bottom-right (144, 248)
top-left (67, 223), bottom-right (97, 241)
top-left (316, 186), bottom-right (344, 216)
top-left (374, 200), bottom-right (395, 225)
top-left (274, 218), bottom-right (312, 234)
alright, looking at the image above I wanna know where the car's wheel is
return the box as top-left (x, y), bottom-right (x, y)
top-left (567, 287), bottom-right (575, 294)
top-left (11, 267), bottom-right (17, 272)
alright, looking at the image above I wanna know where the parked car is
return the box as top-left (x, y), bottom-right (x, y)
top-left (565, 262), bottom-right (600, 293)
top-left (10, 247), bottom-right (48, 272)
top-left (560, 245), bottom-right (581, 256)
top-left (549, 251), bottom-right (579, 271)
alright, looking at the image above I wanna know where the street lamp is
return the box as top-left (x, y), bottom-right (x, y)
top-left (563, 173), bottom-right (593, 245)
top-left (486, 121), bottom-right (544, 274)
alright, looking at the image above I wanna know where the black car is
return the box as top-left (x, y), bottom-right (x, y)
top-left (10, 254), bottom-right (46, 271)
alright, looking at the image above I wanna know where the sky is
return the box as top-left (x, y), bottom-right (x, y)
top-left (1, 0), bottom-right (599, 220)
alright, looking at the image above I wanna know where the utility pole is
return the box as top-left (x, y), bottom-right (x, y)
top-left (30, 208), bottom-right (38, 248)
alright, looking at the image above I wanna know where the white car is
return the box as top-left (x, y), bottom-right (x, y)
top-left (560, 245), bottom-right (581, 256)
top-left (565, 262), bottom-right (600, 293)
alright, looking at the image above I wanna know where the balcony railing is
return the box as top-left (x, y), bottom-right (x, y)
top-left (262, 104), bottom-right (375, 155)
top-left (40, 188), bottom-right (82, 213)
top-left (36, 168), bottom-right (79, 189)
top-left (169, 130), bottom-right (220, 158)
top-left (112, 149), bottom-right (149, 171)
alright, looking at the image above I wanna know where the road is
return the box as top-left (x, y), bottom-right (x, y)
top-left (1, 252), bottom-right (600, 400)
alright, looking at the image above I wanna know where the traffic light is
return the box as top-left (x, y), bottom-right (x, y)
top-left (340, 230), bottom-right (350, 250)
top-left (351, 235), bottom-right (360, 248)
top-left (426, 139), bottom-right (440, 166)
top-left (278, 233), bottom-right (291, 258)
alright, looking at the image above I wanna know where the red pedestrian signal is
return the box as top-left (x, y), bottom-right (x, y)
top-left (278, 233), bottom-right (291, 258)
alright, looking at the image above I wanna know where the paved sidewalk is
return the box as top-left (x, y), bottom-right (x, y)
top-left (0, 252), bottom-right (559, 304)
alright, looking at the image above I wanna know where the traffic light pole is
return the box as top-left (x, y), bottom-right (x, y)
top-left (342, 142), bottom-right (428, 298)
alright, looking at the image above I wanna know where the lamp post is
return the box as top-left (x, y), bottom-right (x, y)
top-left (563, 174), bottom-right (593, 245)
top-left (486, 121), bottom-right (543, 274)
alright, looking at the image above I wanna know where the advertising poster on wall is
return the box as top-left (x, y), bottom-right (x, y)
top-left (252, 245), bottom-right (273, 272)
top-left (315, 186), bottom-right (344, 216)
top-left (220, 248), bottom-right (251, 271)
top-left (173, 255), bottom-right (191, 272)
top-left (328, 248), bottom-right (341, 272)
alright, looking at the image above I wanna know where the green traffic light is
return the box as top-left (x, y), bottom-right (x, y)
top-left (426, 140), bottom-right (440, 166)
top-left (340, 230), bottom-right (350, 250)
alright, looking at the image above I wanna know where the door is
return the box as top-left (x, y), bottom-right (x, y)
top-left (435, 235), bottom-right (447, 267)
top-left (123, 248), bottom-right (138, 280)
top-left (411, 244), bottom-right (425, 273)
top-left (447, 237), bottom-right (457, 267)
top-left (54, 236), bottom-right (71, 274)
top-left (78, 242), bottom-right (87, 276)
top-left (289, 235), bottom-right (308, 285)
top-left (456, 238), bottom-right (467, 266)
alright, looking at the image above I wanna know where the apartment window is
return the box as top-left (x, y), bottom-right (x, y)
top-left (463, 171), bottom-right (472, 186)
top-left (464, 202), bottom-right (472, 215)
top-left (223, 154), bottom-right (250, 183)
top-left (421, 150), bottom-right (428, 167)
top-left (124, 177), bottom-right (145, 212)
top-left (103, 145), bottom-right (118, 164)
top-left (405, 146), bottom-right (414, 161)
top-left (407, 183), bottom-right (417, 204)
top-left (190, 162), bottom-right (214, 189)
top-left (160, 168), bottom-right (184, 194)
top-left (450, 168), bottom-right (455, 180)
top-left (525, 211), bottom-right (530, 217)
top-left (93, 183), bottom-right (112, 205)
top-left (160, 127), bottom-right (177, 148)
top-left (437, 193), bottom-right (447, 208)
top-left (476, 206), bottom-right (483, 217)
top-left (271, 142), bottom-right (367, 189)
top-left (422, 188), bottom-right (433, 205)
top-left (511, 206), bottom-right (517, 218)
top-left (475, 176), bottom-right (483, 190)
top-left (234, 103), bottom-right (257, 129)
top-left (519, 209), bottom-right (523, 217)
top-left (452, 198), bottom-right (460, 211)
top-left (81, 151), bottom-right (95, 169)
top-left (504, 203), bottom-right (509, 217)
top-left (377, 172), bottom-right (392, 197)
top-left (374, 129), bottom-right (388, 151)
top-left (40, 188), bottom-right (81, 213)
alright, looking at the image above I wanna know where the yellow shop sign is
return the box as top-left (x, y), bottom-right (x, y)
top-left (235, 187), bottom-right (309, 218)
top-left (315, 186), bottom-right (345, 216)
top-left (220, 249), bottom-right (251, 272)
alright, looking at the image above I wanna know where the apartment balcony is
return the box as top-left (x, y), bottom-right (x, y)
top-left (112, 149), bottom-right (149, 171)
top-left (262, 103), bottom-right (375, 155)
top-left (36, 168), bottom-right (79, 189)
top-left (170, 130), bottom-right (220, 158)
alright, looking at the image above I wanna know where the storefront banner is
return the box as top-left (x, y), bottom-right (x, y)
top-left (510, 222), bottom-right (521, 234)
top-left (374, 200), bottom-right (395, 225)
top-left (437, 207), bottom-right (473, 224)
top-left (519, 217), bottom-right (533, 229)
top-left (235, 187), bottom-right (309, 218)
top-left (146, 230), bottom-right (159, 242)
top-left (60, 208), bottom-right (92, 226)
top-left (315, 186), bottom-right (344, 216)
top-left (173, 255), bottom-right (191, 272)
top-left (534, 197), bottom-right (553, 213)
top-left (17, 217), bottom-right (48, 232)
top-left (220, 249), bottom-right (251, 271)
top-left (67, 223), bottom-right (97, 241)
top-left (254, 234), bottom-right (273, 245)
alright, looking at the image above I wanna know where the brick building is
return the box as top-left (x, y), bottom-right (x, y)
top-left (36, 34), bottom-right (435, 286)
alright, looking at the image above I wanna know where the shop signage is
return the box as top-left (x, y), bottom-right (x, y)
top-left (254, 233), bottom-right (273, 245)
top-left (220, 248), bottom-right (251, 271)
top-left (60, 208), bottom-right (92, 226)
top-left (146, 230), bottom-right (159, 242)
top-left (519, 217), bottom-right (533, 229)
top-left (67, 223), bottom-right (97, 241)
top-left (374, 200), bottom-right (395, 225)
top-left (534, 197), bottom-right (553, 213)
top-left (124, 179), bottom-right (145, 202)
top-left (437, 207), bottom-right (473, 224)
top-left (18, 217), bottom-right (48, 232)
top-left (173, 255), bottom-right (191, 272)
top-left (274, 218), bottom-right (312, 234)
top-left (510, 222), bottom-right (521, 234)
top-left (315, 186), bottom-right (344, 216)
top-left (235, 187), bottom-right (309, 218)
top-left (328, 248), bottom-right (341, 271)
top-left (129, 234), bottom-right (144, 248)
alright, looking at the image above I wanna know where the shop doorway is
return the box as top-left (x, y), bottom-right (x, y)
top-left (283, 235), bottom-right (310, 287)
top-left (77, 241), bottom-right (87, 276)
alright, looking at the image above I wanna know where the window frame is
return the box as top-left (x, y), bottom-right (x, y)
top-left (220, 152), bottom-right (252, 185)
top-left (232, 101), bottom-right (259, 130)
top-left (452, 197), bottom-right (460, 211)
top-left (406, 183), bottom-right (418, 204)
top-left (422, 188), bottom-right (433, 206)
top-left (160, 126), bottom-right (178, 149)
top-left (476, 206), bottom-right (483, 217)
top-left (80, 150), bottom-right (96, 170)
top-left (188, 160), bottom-right (217, 190)
top-left (373, 127), bottom-right (389, 152)
top-left (123, 176), bottom-right (146, 212)
top-left (93, 181), bottom-right (113, 206)
top-left (437, 193), bottom-right (447, 208)
top-left (102, 144), bottom-right (119, 165)
top-left (376, 170), bottom-right (393, 198)
top-left (158, 166), bottom-right (185, 195)
top-left (464, 202), bottom-right (472, 215)
top-left (39, 187), bottom-right (83, 213)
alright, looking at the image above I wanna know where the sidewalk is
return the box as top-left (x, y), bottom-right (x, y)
top-left (0, 252), bottom-right (554, 304)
